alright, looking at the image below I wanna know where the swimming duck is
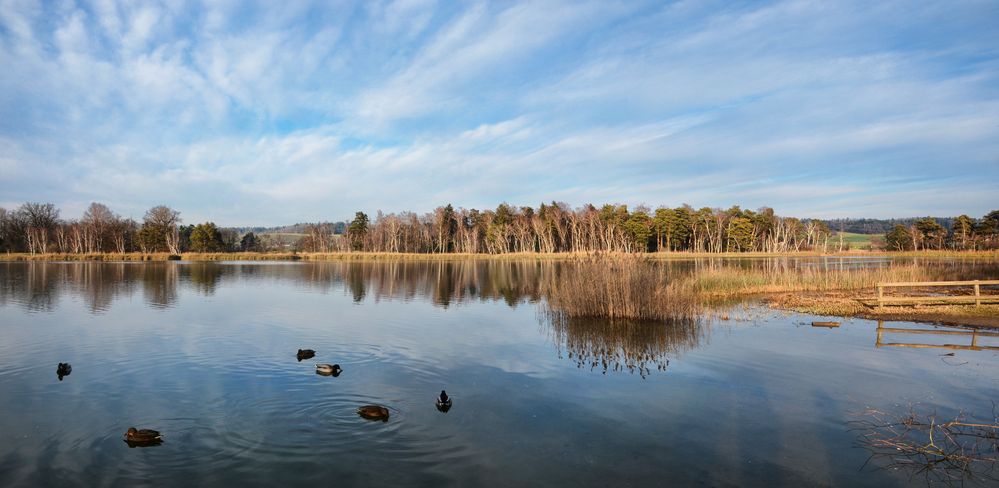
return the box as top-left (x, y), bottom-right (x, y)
top-left (315, 364), bottom-right (342, 376)
top-left (435, 390), bottom-right (452, 413)
top-left (56, 363), bottom-right (72, 380)
top-left (123, 427), bottom-right (162, 447)
top-left (297, 349), bottom-right (315, 361)
top-left (357, 405), bottom-right (390, 422)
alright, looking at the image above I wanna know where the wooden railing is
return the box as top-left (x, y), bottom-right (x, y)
top-left (876, 280), bottom-right (999, 308)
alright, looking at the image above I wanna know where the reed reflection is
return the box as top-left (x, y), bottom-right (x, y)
top-left (544, 313), bottom-right (705, 378)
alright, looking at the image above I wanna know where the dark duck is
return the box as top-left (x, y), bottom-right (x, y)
top-left (436, 390), bottom-right (452, 413)
top-left (123, 427), bottom-right (163, 447)
top-left (56, 363), bottom-right (72, 381)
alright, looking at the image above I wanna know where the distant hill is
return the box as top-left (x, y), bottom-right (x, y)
top-left (233, 222), bottom-right (347, 235)
top-left (822, 217), bottom-right (954, 234)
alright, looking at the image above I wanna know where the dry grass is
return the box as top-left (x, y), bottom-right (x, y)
top-left (650, 250), bottom-right (999, 259)
top-left (542, 255), bottom-right (700, 321)
top-left (768, 293), bottom-right (999, 328)
top-left (3, 249), bottom-right (997, 262)
top-left (0, 251), bottom-right (614, 262)
top-left (0, 252), bottom-right (173, 261)
top-left (693, 265), bottom-right (939, 297)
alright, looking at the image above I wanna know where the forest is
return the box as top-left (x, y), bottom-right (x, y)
top-left (1, 202), bottom-right (997, 255)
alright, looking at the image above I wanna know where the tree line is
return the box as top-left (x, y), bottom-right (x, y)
top-left (883, 213), bottom-right (999, 251)
top-left (302, 204), bottom-right (999, 254)
top-left (0, 203), bottom-right (263, 254)
top-left (1, 202), bottom-right (996, 255)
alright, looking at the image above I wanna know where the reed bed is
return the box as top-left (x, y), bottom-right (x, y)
top-left (542, 255), bottom-right (700, 321)
top-left (3, 249), bottom-right (997, 262)
top-left (0, 252), bottom-right (173, 261)
top-left (0, 251), bottom-right (610, 262)
top-left (692, 264), bottom-right (942, 297)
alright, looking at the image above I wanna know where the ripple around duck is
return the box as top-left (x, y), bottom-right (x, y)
top-left (193, 349), bottom-right (470, 468)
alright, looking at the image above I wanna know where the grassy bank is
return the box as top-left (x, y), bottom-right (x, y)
top-left (692, 265), bottom-right (938, 297)
top-left (767, 293), bottom-right (999, 328)
top-left (692, 263), bottom-right (999, 327)
top-left (0, 251), bottom-right (610, 262)
top-left (2, 250), bottom-right (998, 262)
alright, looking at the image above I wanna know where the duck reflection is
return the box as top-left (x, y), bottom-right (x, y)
top-left (544, 313), bottom-right (705, 378)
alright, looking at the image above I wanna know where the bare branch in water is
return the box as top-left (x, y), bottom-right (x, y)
top-left (851, 406), bottom-right (999, 486)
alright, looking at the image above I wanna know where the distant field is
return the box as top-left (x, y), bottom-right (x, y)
top-left (836, 231), bottom-right (882, 248)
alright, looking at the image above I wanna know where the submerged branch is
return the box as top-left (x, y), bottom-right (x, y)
top-left (851, 406), bottom-right (999, 486)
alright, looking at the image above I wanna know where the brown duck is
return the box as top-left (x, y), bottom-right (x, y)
top-left (123, 427), bottom-right (162, 447)
top-left (357, 405), bottom-right (390, 422)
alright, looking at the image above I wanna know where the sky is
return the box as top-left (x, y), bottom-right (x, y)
top-left (1, 0), bottom-right (997, 226)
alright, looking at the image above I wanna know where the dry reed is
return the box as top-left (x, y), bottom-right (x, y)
top-left (542, 254), bottom-right (700, 321)
top-left (692, 264), bottom-right (941, 297)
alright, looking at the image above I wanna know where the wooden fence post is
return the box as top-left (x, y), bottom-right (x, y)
top-left (877, 284), bottom-right (883, 310)
top-left (974, 281), bottom-right (980, 307)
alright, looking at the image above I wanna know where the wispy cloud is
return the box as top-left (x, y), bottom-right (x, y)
top-left (0, 0), bottom-right (997, 225)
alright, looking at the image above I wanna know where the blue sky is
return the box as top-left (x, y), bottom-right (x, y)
top-left (1, 0), bottom-right (997, 226)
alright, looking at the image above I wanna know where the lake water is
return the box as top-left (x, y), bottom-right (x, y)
top-left (1, 260), bottom-right (997, 487)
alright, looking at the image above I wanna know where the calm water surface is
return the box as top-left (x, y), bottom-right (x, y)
top-left (1, 260), bottom-right (997, 487)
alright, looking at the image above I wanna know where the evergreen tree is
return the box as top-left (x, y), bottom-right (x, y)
top-left (189, 222), bottom-right (223, 252)
top-left (885, 224), bottom-right (912, 251)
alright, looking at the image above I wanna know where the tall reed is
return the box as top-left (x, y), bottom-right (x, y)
top-left (542, 254), bottom-right (700, 321)
top-left (691, 264), bottom-right (944, 296)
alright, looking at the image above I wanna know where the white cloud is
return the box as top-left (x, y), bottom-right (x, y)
top-left (0, 0), bottom-right (996, 224)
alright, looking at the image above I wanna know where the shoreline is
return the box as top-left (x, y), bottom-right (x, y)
top-left (2, 250), bottom-right (998, 262)
top-left (765, 292), bottom-right (999, 328)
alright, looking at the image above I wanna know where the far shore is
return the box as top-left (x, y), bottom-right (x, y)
top-left (2, 249), bottom-right (999, 262)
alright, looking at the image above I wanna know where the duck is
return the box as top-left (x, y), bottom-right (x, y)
top-left (56, 363), bottom-right (72, 380)
top-left (357, 405), bottom-right (390, 422)
top-left (296, 349), bottom-right (316, 361)
top-left (123, 427), bottom-right (162, 447)
top-left (435, 390), bottom-right (452, 413)
top-left (315, 363), bottom-right (342, 376)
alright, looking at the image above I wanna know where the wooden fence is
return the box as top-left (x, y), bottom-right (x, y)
top-left (876, 280), bottom-right (999, 308)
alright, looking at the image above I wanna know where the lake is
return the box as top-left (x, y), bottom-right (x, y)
top-left (1, 260), bottom-right (997, 487)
